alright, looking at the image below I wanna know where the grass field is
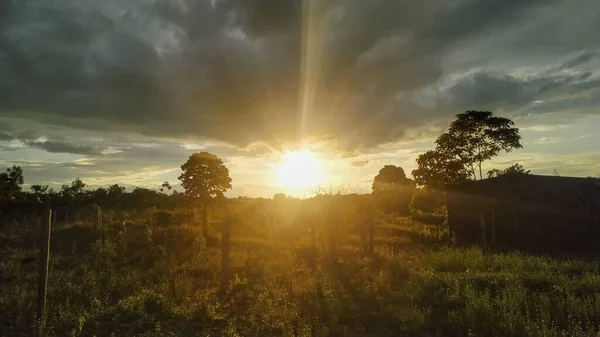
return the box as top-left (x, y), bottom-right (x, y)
top-left (1, 212), bottom-right (600, 337)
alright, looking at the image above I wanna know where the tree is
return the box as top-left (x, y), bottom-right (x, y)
top-left (372, 165), bottom-right (411, 192)
top-left (160, 181), bottom-right (172, 194)
top-left (61, 178), bottom-right (87, 201)
top-left (126, 187), bottom-right (162, 210)
top-left (487, 163), bottom-right (531, 178)
top-left (0, 166), bottom-right (24, 201)
top-left (30, 184), bottom-right (51, 203)
top-left (60, 178), bottom-right (88, 222)
top-left (372, 165), bottom-right (414, 214)
top-left (412, 150), bottom-right (471, 189)
top-left (178, 152), bottom-right (232, 240)
top-left (412, 110), bottom-right (522, 188)
top-left (107, 184), bottom-right (126, 195)
top-left (273, 193), bottom-right (288, 201)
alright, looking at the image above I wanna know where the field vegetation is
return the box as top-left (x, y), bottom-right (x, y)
top-left (2, 200), bottom-right (600, 337)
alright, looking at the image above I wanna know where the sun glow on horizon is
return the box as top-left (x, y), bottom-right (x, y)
top-left (276, 150), bottom-right (323, 190)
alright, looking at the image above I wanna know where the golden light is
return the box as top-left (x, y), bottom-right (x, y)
top-left (276, 150), bottom-right (323, 189)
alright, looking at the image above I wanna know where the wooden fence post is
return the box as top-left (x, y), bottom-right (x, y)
top-left (37, 206), bottom-right (52, 336)
top-left (479, 212), bottom-right (487, 253)
top-left (218, 203), bottom-right (231, 298)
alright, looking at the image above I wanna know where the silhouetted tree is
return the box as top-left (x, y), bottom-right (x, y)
top-left (413, 110), bottom-right (522, 188)
top-left (179, 152), bottom-right (232, 240)
top-left (107, 184), bottom-right (126, 195)
top-left (487, 163), bottom-right (531, 178)
top-left (412, 150), bottom-right (471, 189)
top-left (125, 187), bottom-right (163, 210)
top-left (0, 166), bottom-right (24, 201)
top-left (88, 184), bottom-right (125, 209)
top-left (91, 187), bottom-right (108, 206)
top-left (372, 165), bottom-right (414, 214)
top-left (273, 193), bottom-right (288, 201)
top-left (61, 178), bottom-right (86, 197)
top-left (372, 165), bottom-right (411, 192)
top-left (106, 184), bottom-right (126, 208)
top-left (160, 181), bottom-right (172, 194)
top-left (30, 184), bottom-right (51, 203)
top-left (60, 178), bottom-right (88, 222)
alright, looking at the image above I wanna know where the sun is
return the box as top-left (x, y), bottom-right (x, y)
top-left (276, 150), bottom-right (323, 190)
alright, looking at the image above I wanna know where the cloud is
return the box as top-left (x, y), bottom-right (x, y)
top-left (0, 132), bottom-right (15, 141)
top-left (4, 0), bottom-right (594, 153)
top-left (25, 140), bottom-right (104, 155)
top-left (560, 51), bottom-right (597, 69)
top-left (532, 137), bottom-right (561, 145)
top-left (441, 69), bottom-right (600, 117)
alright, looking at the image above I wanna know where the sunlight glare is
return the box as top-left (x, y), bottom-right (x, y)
top-left (276, 150), bottom-right (323, 189)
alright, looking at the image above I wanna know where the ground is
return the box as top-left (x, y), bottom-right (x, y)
top-left (1, 211), bottom-right (599, 337)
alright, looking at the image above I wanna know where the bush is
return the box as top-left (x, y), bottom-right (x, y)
top-left (410, 189), bottom-right (447, 226)
top-left (374, 188), bottom-right (413, 215)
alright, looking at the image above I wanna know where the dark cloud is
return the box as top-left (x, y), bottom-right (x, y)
top-left (25, 140), bottom-right (104, 155)
top-left (0, 0), bottom-right (597, 153)
top-left (560, 51), bottom-right (597, 69)
top-left (0, 121), bottom-right (108, 154)
top-left (0, 132), bottom-right (15, 141)
top-left (443, 71), bottom-right (600, 114)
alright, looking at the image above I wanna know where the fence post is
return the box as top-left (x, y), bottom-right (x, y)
top-left (37, 206), bottom-right (52, 336)
top-left (479, 212), bottom-right (487, 253)
top-left (218, 203), bottom-right (231, 298)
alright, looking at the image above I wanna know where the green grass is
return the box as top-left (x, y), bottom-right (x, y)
top-left (1, 212), bottom-right (600, 336)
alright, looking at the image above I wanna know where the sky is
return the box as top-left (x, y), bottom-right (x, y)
top-left (1, 0), bottom-right (599, 197)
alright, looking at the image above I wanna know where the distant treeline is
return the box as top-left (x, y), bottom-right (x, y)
top-left (0, 170), bottom-right (191, 216)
